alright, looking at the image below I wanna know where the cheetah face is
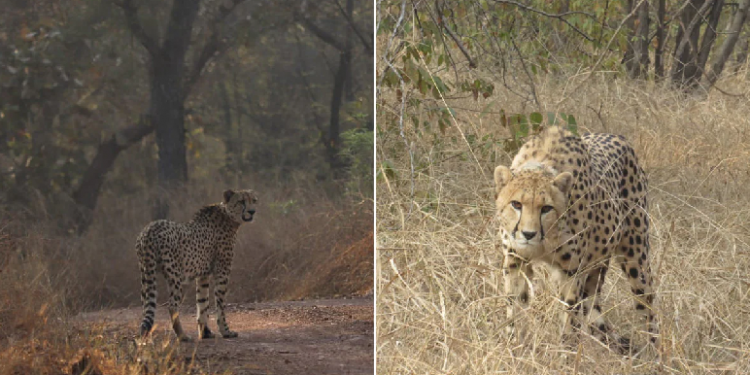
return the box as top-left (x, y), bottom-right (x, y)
top-left (224, 189), bottom-right (259, 223)
top-left (494, 166), bottom-right (573, 256)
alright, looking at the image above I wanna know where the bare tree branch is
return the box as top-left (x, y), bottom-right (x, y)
top-left (334, 0), bottom-right (373, 54)
top-left (183, 0), bottom-right (254, 100)
top-left (490, 0), bottom-right (595, 41)
top-left (435, 0), bottom-right (477, 68)
top-left (184, 34), bottom-right (223, 100)
top-left (113, 0), bottom-right (160, 57)
top-left (699, 0), bottom-right (750, 90)
top-left (296, 1), bottom-right (346, 51)
top-left (72, 115), bottom-right (154, 233)
top-left (162, 0), bottom-right (201, 67)
top-left (672, 0), bottom-right (716, 74)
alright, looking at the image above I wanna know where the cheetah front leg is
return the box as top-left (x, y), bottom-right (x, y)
top-left (213, 272), bottom-right (238, 338)
top-left (195, 276), bottom-right (214, 339)
top-left (503, 252), bottom-right (534, 338)
top-left (555, 269), bottom-right (586, 340)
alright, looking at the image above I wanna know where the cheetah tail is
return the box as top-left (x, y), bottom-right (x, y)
top-left (137, 241), bottom-right (158, 337)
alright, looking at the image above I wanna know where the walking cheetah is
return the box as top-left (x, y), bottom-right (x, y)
top-left (136, 189), bottom-right (258, 341)
top-left (494, 126), bottom-right (657, 352)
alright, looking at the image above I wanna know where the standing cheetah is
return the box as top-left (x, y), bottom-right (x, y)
top-left (136, 189), bottom-right (258, 341)
top-left (493, 126), bottom-right (657, 352)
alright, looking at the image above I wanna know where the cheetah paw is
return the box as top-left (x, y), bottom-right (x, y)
top-left (221, 330), bottom-right (238, 338)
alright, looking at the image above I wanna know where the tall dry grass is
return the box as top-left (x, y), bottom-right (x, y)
top-left (377, 70), bottom-right (750, 373)
top-left (18, 173), bottom-right (373, 308)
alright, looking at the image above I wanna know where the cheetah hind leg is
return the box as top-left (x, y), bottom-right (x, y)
top-left (196, 276), bottom-right (215, 339)
top-left (166, 277), bottom-right (191, 342)
top-left (580, 266), bottom-right (633, 354)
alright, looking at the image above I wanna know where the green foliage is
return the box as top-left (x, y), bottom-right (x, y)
top-left (0, 5), bottom-right (96, 201)
top-left (377, 159), bottom-right (398, 183)
top-left (500, 111), bottom-right (579, 153)
top-left (0, 0), bottom-right (373, 223)
top-left (340, 128), bottom-right (374, 198)
top-left (269, 199), bottom-right (299, 216)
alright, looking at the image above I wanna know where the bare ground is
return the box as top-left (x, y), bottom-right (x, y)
top-left (75, 297), bottom-right (373, 375)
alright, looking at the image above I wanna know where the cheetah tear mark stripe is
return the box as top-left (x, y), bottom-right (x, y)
top-left (539, 211), bottom-right (545, 240)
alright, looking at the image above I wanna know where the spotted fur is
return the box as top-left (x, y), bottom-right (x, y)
top-left (137, 189), bottom-right (258, 341)
top-left (494, 126), bottom-right (656, 352)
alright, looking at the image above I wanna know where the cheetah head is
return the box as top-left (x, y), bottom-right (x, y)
top-left (494, 164), bottom-right (573, 257)
top-left (223, 189), bottom-right (259, 223)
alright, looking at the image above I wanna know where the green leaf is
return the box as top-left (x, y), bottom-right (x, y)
top-left (479, 99), bottom-right (496, 119)
top-left (432, 76), bottom-right (449, 96)
top-left (517, 122), bottom-right (529, 138)
top-left (529, 112), bottom-right (543, 125)
top-left (566, 115), bottom-right (578, 134)
top-left (378, 159), bottom-right (398, 182)
top-left (547, 112), bottom-right (557, 125)
top-left (438, 118), bottom-right (448, 134)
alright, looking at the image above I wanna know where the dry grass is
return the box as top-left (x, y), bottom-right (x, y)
top-left (18, 173), bottom-right (374, 308)
top-left (0, 224), bottom-right (206, 375)
top-left (376, 71), bottom-right (750, 373)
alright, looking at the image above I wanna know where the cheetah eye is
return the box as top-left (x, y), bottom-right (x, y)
top-left (541, 205), bottom-right (554, 214)
top-left (252, 198), bottom-right (258, 203)
top-left (510, 201), bottom-right (522, 210)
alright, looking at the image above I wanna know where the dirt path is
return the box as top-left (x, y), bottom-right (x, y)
top-left (76, 297), bottom-right (373, 375)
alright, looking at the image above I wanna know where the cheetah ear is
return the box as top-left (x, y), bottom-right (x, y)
top-left (494, 166), bottom-right (512, 194)
top-left (223, 189), bottom-right (235, 203)
top-left (552, 172), bottom-right (574, 196)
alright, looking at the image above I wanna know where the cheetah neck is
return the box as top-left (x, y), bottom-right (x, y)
top-left (192, 204), bottom-right (241, 230)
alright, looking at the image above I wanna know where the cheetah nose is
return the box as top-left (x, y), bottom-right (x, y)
top-left (521, 231), bottom-right (537, 240)
top-left (249, 209), bottom-right (256, 215)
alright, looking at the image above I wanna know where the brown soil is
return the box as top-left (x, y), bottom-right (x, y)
top-left (75, 297), bottom-right (373, 375)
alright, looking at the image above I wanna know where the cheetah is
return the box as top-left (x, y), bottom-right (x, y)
top-left (493, 126), bottom-right (657, 352)
top-left (136, 189), bottom-right (258, 341)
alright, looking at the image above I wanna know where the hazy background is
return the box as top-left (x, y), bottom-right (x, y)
top-left (0, 0), bottom-right (373, 372)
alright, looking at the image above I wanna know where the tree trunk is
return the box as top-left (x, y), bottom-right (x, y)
top-left (629, 0), bottom-right (651, 78)
top-left (219, 80), bottom-right (236, 176)
top-left (698, 0), bottom-right (750, 90)
top-left (344, 0), bottom-right (355, 101)
top-left (622, 0), bottom-right (636, 70)
top-left (671, 0), bottom-right (711, 87)
top-left (151, 68), bottom-right (189, 219)
top-left (234, 71), bottom-right (244, 177)
top-left (298, 0), bottom-right (354, 176)
top-left (328, 48), bottom-right (350, 175)
top-left (696, 0), bottom-right (725, 78)
top-left (150, 0), bottom-right (201, 219)
top-left (654, 0), bottom-right (667, 78)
